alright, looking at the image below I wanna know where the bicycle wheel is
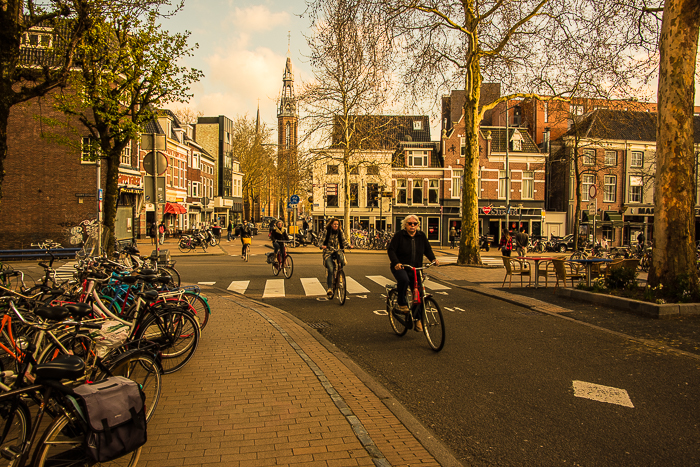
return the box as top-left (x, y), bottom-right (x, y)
top-left (98, 352), bottom-right (162, 422)
top-left (184, 291), bottom-right (210, 331)
top-left (136, 309), bottom-right (200, 374)
top-left (386, 289), bottom-right (409, 336)
top-left (422, 297), bottom-right (445, 352)
top-left (272, 257), bottom-right (281, 276)
top-left (283, 255), bottom-right (294, 279)
top-left (0, 398), bottom-right (30, 458)
top-left (159, 266), bottom-right (181, 288)
top-left (33, 413), bottom-right (141, 467)
top-left (178, 239), bottom-right (192, 253)
top-left (335, 270), bottom-right (346, 305)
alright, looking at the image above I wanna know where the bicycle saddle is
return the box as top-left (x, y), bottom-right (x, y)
top-left (63, 303), bottom-right (93, 319)
top-left (35, 355), bottom-right (85, 382)
top-left (35, 306), bottom-right (70, 322)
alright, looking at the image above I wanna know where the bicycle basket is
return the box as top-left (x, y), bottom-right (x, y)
top-left (243, 237), bottom-right (252, 245)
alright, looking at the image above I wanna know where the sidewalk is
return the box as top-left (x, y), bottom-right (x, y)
top-left (140, 292), bottom-right (455, 467)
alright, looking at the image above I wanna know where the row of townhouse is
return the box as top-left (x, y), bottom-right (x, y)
top-left (1, 97), bottom-right (246, 247)
top-left (308, 85), bottom-right (700, 247)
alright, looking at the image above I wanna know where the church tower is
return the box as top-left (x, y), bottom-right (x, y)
top-left (277, 55), bottom-right (298, 221)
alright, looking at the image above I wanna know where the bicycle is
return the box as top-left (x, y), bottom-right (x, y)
top-left (385, 262), bottom-right (445, 352)
top-left (327, 249), bottom-right (347, 305)
top-left (271, 240), bottom-right (294, 279)
top-left (242, 236), bottom-right (252, 262)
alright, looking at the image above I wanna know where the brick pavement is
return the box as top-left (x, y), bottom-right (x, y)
top-left (140, 292), bottom-right (451, 467)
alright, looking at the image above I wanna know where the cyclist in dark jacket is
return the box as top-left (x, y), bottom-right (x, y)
top-left (320, 218), bottom-right (350, 297)
top-left (271, 220), bottom-right (290, 257)
top-left (387, 215), bottom-right (438, 331)
top-left (239, 221), bottom-right (253, 258)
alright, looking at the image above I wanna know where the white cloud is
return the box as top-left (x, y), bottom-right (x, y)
top-left (229, 5), bottom-right (290, 32)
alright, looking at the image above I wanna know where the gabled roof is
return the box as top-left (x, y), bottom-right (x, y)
top-left (480, 127), bottom-right (541, 153)
top-left (330, 115), bottom-right (431, 150)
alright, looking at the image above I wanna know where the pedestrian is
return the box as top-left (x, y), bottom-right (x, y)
top-left (387, 215), bottom-right (438, 333)
top-left (601, 236), bottom-right (609, 251)
top-left (637, 231), bottom-right (645, 252)
top-left (500, 229), bottom-right (513, 257)
top-left (516, 227), bottom-right (529, 257)
top-left (302, 218), bottom-right (309, 232)
top-left (158, 222), bottom-right (165, 245)
top-left (150, 222), bottom-right (157, 246)
top-left (227, 220), bottom-right (233, 242)
top-left (449, 226), bottom-right (457, 249)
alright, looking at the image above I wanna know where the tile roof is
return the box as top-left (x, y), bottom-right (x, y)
top-left (480, 127), bottom-right (541, 153)
top-left (330, 115), bottom-right (432, 150)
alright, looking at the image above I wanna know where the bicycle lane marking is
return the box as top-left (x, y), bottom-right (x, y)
top-left (301, 277), bottom-right (327, 296)
top-left (262, 279), bottom-right (285, 298)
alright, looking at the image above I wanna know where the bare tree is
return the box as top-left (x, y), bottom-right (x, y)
top-left (374, 0), bottom-right (660, 264)
top-left (648, 0), bottom-right (700, 296)
top-left (301, 0), bottom-right (394, 237)
top-left (171, 106), bottom-right (203, 125)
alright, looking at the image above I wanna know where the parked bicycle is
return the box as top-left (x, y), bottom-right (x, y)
top-left (385, 262), bottom-right (445, 352)
top-left (178, 231), bottom-right (209, 253)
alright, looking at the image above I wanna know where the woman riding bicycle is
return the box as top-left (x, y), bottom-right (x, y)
top-left (238, 220), bottom-right (253, 259)
top-left (320, 218), bottom-right (350, 298)
top-left (271, 220), bottom-right (290, 259)
top-left (387, 215), bottom-right (438, 332)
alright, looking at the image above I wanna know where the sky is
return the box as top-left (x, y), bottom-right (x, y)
top-left (163, 0), bottom-right (312, 132)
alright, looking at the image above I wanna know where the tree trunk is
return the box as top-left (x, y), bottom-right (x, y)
top-left (101, 154), bottom-right (120, 256)
top-left (0, 102), bottom-right (9, 203)
top-left (649, 0), bottom-right (700, 296)
top-left (457, 58), bottom-right (483, 265)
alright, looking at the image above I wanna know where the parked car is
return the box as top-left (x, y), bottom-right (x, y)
top-left (552, 234), bottom-right (574, 253)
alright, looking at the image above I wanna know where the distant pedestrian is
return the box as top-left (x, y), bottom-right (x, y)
top-left (150, 222), bottom-right (157, 245)
top-left (158, 222), bottom-right (165, 245)
top-left (227, 220), bottom-right (233, 242)
top-left (516, 228), bottom-right (529, 257)
top-left (449, 226), bottom-right (457, 249)
top-left (500, 230), bottom-right (512, 257)
top-left (637, 231), bottom-right (645, 251)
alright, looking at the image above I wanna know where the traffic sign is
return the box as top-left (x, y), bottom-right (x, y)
top-left (482, 206), bottom-right (492, 215)
top-left (290, 194), bottom-right (300, 204)
top-left (143, 151), bottom-right (168, 176)
top-left (589, 184), bottom-right (597, 199)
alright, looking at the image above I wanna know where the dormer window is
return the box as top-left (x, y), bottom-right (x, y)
top-left (408, 150), bottom-right (428, 167)
top-left (21, 29), bottom-right (53, 49)
top-left (413, 120), bottom-right (423, 130)
top-left (510, 131), bottom-right (523, 151)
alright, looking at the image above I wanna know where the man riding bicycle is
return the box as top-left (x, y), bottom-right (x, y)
top-left (320, 218), bottom-right (350, 298)
top-left (387, 215), bottom-right (439, 332)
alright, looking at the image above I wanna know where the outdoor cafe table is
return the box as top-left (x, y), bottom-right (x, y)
top-left (516, 256), bottom-right (555, 288)
top-left (568, 257), bottom-right (614, 287)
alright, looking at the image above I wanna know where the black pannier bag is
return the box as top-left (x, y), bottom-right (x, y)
top-left (72, 376), bottom-right (147, 462)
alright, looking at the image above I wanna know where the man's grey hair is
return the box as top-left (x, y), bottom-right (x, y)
top-left (401, 215), bottom-right (421, 230)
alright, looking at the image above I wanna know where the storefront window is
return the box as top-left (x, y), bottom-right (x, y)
top-left (427, 217), bottom-right (439, 241)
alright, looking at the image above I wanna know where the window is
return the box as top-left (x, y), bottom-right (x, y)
top-left (366, 165), bottom-right (379, 175)
top-left (412, 180), bottom-right (423, 204)
top-left (350, 183), bottom-right (359, 207)
top-left (192, 182), bottom-right (201, 198)
top-left (499, 170), bottom-right (507, 199)
top-left (631, 151), bottom-right (643, 167)
top-left (583, 149), bottom-right (595, 166)
top-left (191, 153), bottom-right (200, 170)
top-left (349, 165), bottom-right (359, 175)
top-left (452, 170), bottom-right (463, 199)
top-left (544, 102), bottom-right (549, 123)
top-left (478, 169), bottom-right (482, 199)
top-left (582, 174), bottom-right (595, 201)
top-left (396, 179), bottom-right (407, 204)
top-left (604, 150), bottom-right (617, 166)
top-left (367, 183), bottom-right (379, 207)
top-left (522, 171), bottom-right (534, 199)
top-left (22, 31), bottom-right (52, 48)
top-left (408, 151), bottom-right (428, 167)
top-left (427, 217), bottom-right (439, 241)
top-left (81, 137), bottom-right (97, 163)
top-left (413, 120), bottom-right (423, 130)
top-left (327, 165), bottom-right (339, 175)
top-left (604, 175), bottom-right (616, 202)
top-left (428, 179), bottom-right (439, 204)
top-left (327, 194), bottom-right (338, 207)
top-left (460, 137), bottom-right (466, 156)
top-left (511, 137), bottom-right (522, 151)
top-left (120, 145), bottom-right (131, 166)
top-left (629, 176), bottom-right (643, 202)
top-left (571, 104), bottom-right (584, 116)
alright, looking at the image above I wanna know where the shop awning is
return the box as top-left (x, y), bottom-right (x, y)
top-left (605, 211), bottom-right (624, 227)
top-left (164, 202), bottom-right (187, 215)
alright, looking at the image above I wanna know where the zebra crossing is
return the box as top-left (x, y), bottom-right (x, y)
top-left (216, 274), bottom-right (452, 299)
top-left (437, 255), bottom-right (503, 267)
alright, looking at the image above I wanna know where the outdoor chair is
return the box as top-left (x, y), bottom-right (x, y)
top-left (602, 258), bottom-right (624, 277)
top-left (549, 259), bottom-right (586, 288)
top-left (502, 257), bottom-right (531, 288)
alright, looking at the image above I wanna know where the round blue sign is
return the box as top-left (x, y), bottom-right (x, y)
top-left (290, 194), bottom-right (300, 204)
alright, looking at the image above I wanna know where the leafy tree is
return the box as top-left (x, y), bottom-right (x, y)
top-left (648, 0), bottom-right (700, 296)
top-left (301, 0), bottom-right (393, 237)
top-left (49, 8), bottom-right (202, 254)
top-left (375, 0), bottom-right (660, 264)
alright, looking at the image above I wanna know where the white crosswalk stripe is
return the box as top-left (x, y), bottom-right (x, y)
top-left (440, 256), bottom-right (503, 267)
top-left (55, 262), bottom-right (77, 281)
top-left (227, 281), bottom-right (249, 294)
top-left (367, 275), bottom-right (394, 289)
top-left (345, 277), bottom-right (370, 294)
top-left (424, 279), bottom-right (450, 290)
top-left (262, 279), bottom-right (285, 298)
top-left (301, 277), bottom-right (327, 296)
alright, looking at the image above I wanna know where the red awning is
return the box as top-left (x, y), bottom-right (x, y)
top-left (164, 202), bottom-right (187, 215)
